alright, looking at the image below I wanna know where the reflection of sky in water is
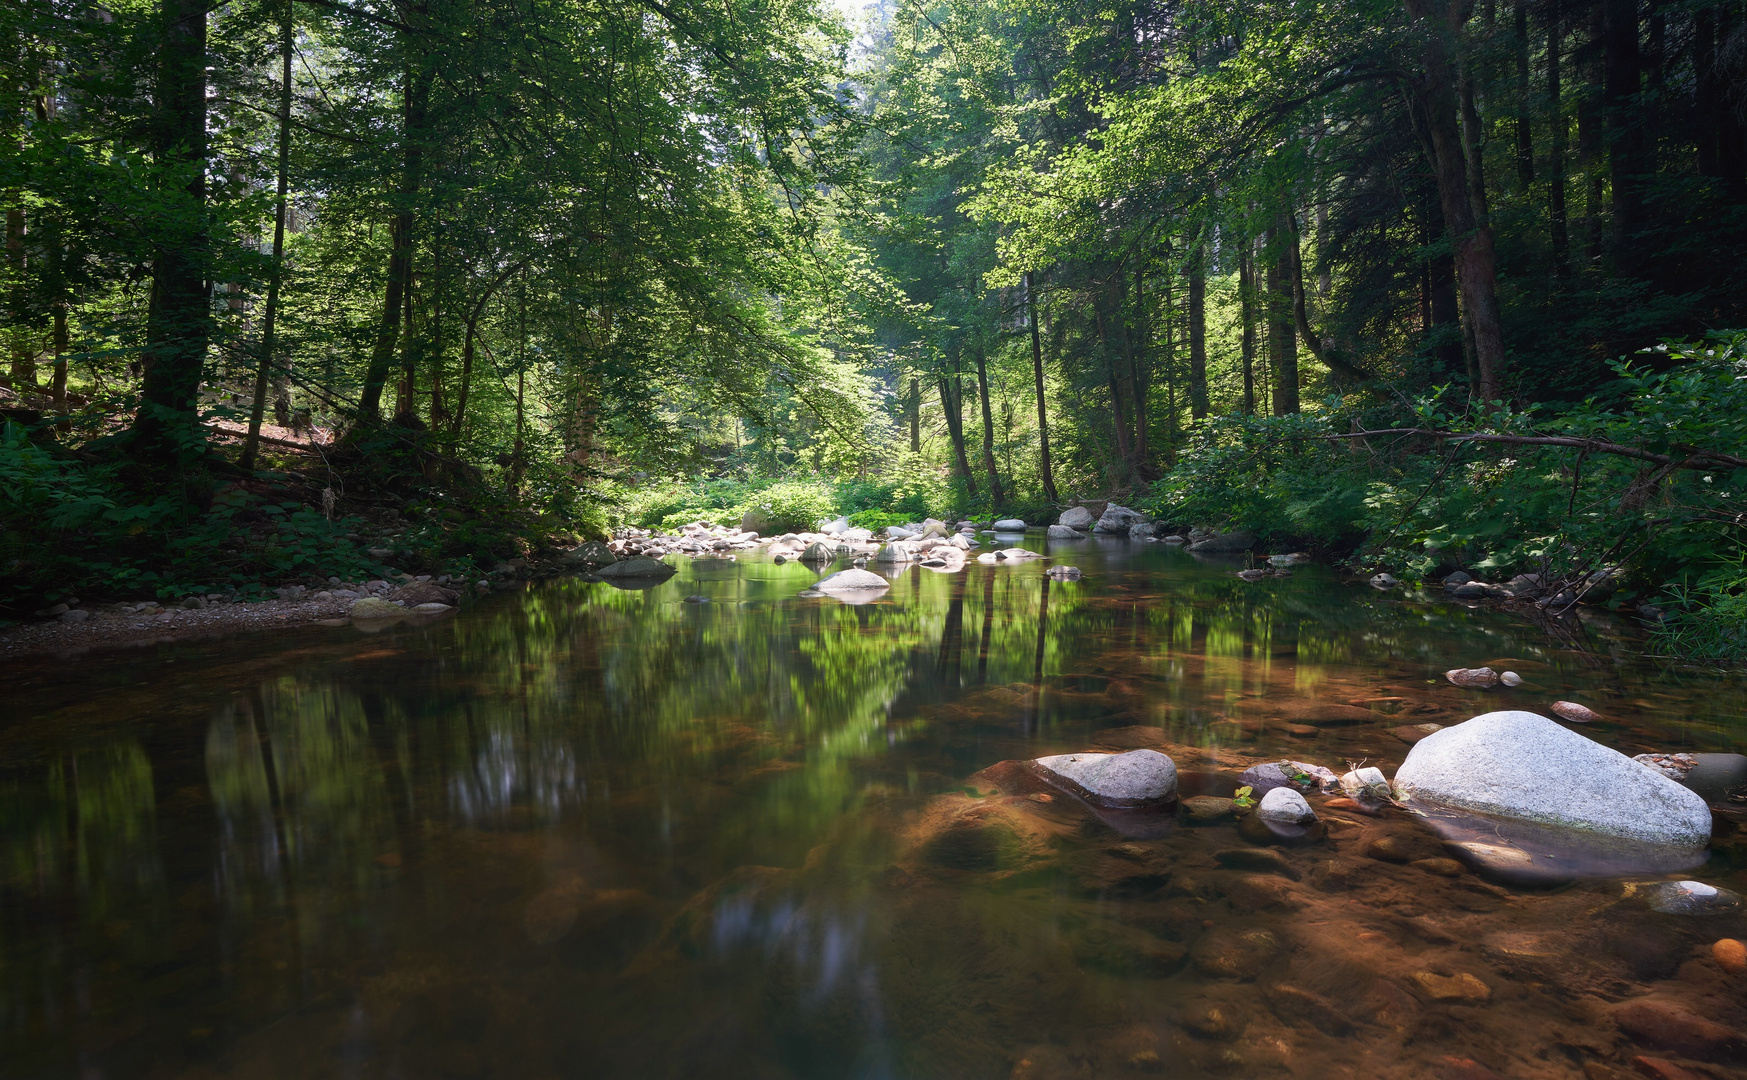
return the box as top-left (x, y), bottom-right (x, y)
top-left (447, 729), bottom-right (581, 823)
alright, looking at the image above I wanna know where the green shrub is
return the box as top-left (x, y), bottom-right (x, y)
top-left (738, 479), bottom-right (838, 533)
top-left (847, 508), bottom-right (910, 531)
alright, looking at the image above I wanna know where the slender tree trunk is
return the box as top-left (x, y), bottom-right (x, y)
top-left (396, 274), bottom-right (416, 420)
top-left (51, 305), bottom-right (68, 431)
top-left (1696, 8), bottom-right (1720, 179)
top-left (1459, 68), bottom-right (1491, 226)
top-left (1403, 0), bottom-right (1507, 404)
top-left (1515, 0), bottom-right (1535, 190)
top-left (240, 0), bottom-right (293, 472)
top-left (1094, 301), bottom-right (1134, 480)
top-left (1128, 263), bottom-right (1150, 467)
top-left (1187, 243), bottom-right (1208, 419)
top-left (357, 68), bottom-right (430, 423)
top-left (454, 319), bottom-right (478, 435)
top-left (1548, 2), bottom-right (1569, 275)
top-left (134, 0), bottom-right (210, 460)
top-left (939, 366), bottom-right (979, 498)
top-left (1266, 223), bottom-right (1299, 414)
top-left (1024, 271), bottom-right (1059, 503)
top-left (1238, 249), bottom-right (1256, 415)
top-left (909, 375), bottom-right (920, 453)
top-left (973, 344), bottom-right (1004, 507)
top-left (6, 208), bottom-right (30, 387)
top-left (1288, 222), bottom-right (1371, 384)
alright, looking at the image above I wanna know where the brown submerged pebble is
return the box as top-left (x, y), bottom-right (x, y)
top-left (1412, 971), bottom-right (1492, 1002)
top-left (1612, 998), bottom-right (1747, 1060)
top-left (1446, 667), bottom-right (1501, 688)
top-left (1552, 699), bottom-right (1602, 723)
top-left (1714, 938), bottom-right (1747, 974)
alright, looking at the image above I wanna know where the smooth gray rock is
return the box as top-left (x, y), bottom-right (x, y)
top-left (1128, 522), bottom-right (1156, 540)
top-left (1257, 787), bottom-right (1317, 825)
top-left (1046, 524), bottom-right (1086, 539)
top-left (1393, 710), bottom-right (1714, 848)
top-left (1058, 506), bottom-right (1096, 530)
top-left (1239, 761), bottom-right (1338, 796)
top-left (1034, 749), bottom-right (1177, 808)
top-left (821, 516), bottom-right (850, 535)
top-left (1443, 571), bottom-right (1472, 587)
top-left (1369, 573), bottom-right (1398, 588)
top-left (801, 541), bottom-right (834, 562)
top-left (1046, 565), bottom-right (1083, 581)
top-left (565, 540), bottom-right (617, 565)
top-left (1095, 504), bottom-right (1147, 533)
top-left (595, 557), bottom-right (676, 579)
top-left (1186, 530), bottom-right (1256, 554)
top-left (993, 518), bottom-right (1028, 531)
top-left (813, 568), bottom-right (891, 592)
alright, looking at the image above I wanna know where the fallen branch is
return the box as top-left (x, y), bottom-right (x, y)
top-left (1306, 429), bottom-right (1747, 472)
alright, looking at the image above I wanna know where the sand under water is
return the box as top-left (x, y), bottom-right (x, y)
top-left (1, 537), bottom-right (1743, 1079)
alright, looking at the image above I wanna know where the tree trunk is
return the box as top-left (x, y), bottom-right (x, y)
top-left (1127, 263), bottom-right (1150, 467)
top-left (1239, 249), bottom-right (1256, 415)
top-left (1603, 0), bottom-right (1644, 265)
top-left (1548, 1), bottom-right (1569, 275)
top-left (909, 375), bottom-right (920, 453)
top-left (51, 305), bottom-right (68, 431)
top-left (134, 0), bottom-right (210, 460)
top-left (396, 273), bottom-right (417, 420)
top-left (357, 68), bottom-right (430, 423)
top-left (1187, 243), bottom-right (1209, 419)
top-left (454, 319), bottom-right (479, 435)
top-left (1024, 271), bottom-right (1059, 503)
top-left (938, 370), bottom-right (979, 498)
top-left (1402, 0), bottom-right (1506, 404)
top-left (1515, 0), bottom-right (1535, 190)
top-left (240, 0), bottom-right (294, 473)
top-left (1094, 301), bottom-right (1135, 480)
top-left (6, 208), bottom-right (31, 387)
top-left (973, 344), bottom-right (1004, 507)
top-left (1578, 0), bottom-right (1605, 260)
top-left (1266, 224), bottom-right (1299, 414)
top-left (1288, 222), bottom-right (1372, 384)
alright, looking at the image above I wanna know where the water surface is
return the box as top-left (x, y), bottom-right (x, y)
top-left (4, 539), bottom-right (1746, 1079)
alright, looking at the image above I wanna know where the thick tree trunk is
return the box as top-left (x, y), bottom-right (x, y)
top-left (1266, 225), bottom-right (1299, 414)
top-left (1548, 2), bottom-right (1569, 275)
top-left (134, 0), bottom-right (210, 460)
top-left (1187, 243), bottom-right (1208, 419)
top-left (241, 0), bottom-right (294, 473)
top-left (973, 344), bottom-right (1004, 507)
top-left (1024, 271), bottom-right (1059, 503)
top-left (1579, 0), bottom-right (1605, 259)
top-left (1603, 0), bottom-right (1644, 265)
top-left (1515, 0), bottom-right (1535, 190)
top-left (358, 69), bottom-right (430, 423)
top-left (453, 319), bottom-right (479, 435)
top-left (1403, 0), bottom-right (1506, 404)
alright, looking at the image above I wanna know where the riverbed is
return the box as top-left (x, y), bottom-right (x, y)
top-left (3, 538), bottom-right (1744, 1079)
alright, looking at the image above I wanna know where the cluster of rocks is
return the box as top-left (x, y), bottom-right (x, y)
top-left (1440, 568), bottom-right (1620, 606)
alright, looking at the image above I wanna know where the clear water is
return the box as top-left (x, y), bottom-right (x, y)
top-left (4, 538), bottom-right (1745, 1079)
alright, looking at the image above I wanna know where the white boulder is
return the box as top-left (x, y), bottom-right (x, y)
top-left (993, 518), bottom-right (1028, 531)
top-left (1393, 711), bottom-right (1713, 848)
top-left (813, 569), bottom-right (891, 592)
top-left (1033, 749), bottom-right (1177, 808)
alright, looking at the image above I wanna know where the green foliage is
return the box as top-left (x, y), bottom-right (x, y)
top-left (737, 480), bottom-right (839, 534)
top-left (847, 509), bottom-right (910, 531)
top-left (1231, 786), bottom-right (1256, 809)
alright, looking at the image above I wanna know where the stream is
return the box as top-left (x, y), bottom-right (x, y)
top-left (4, 537), bottom-right (1745, 1079)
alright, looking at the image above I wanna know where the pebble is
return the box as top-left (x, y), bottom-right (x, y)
top-left (1500, 671), bottom-right (1523, 687)
top-left (1180, 1000), bottom-right (1242, 1040)
top-left (1412, 971), bottom-right (1492, 1003)
top-left (1264, 982), bottom-right (1353, 1033)
top-left (1552, 700), bottom-right (1602, 723)
top-left (1179, 796), bottom-right (1236, 824)
top-left (1213, 847), bottom-right (1299, 880)
top-left (1714, 939), bottom-right (1747, 973)
top-left (1256, 786), bottom-right (1317, 825)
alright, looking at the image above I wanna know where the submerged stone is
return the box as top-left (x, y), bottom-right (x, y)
top-left (1394, 711), bottom-right (1713, 848)
top-left (1033, 749), bottom-right (1177, 808)
top-left (1645, 880), bottom-right (1742, 916)
top-left (1445, 667), bottom-right (1500, 688)
top-left (1256, 787), bottom-right (1317, 825)
top-left (595, 557), bottom-right (676, 579)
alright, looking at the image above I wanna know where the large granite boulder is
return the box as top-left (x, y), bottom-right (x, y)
top-left (1033, 749), bottom-right (1178, 808)
top-left (390, 580), bottom-right (460, 606)
top-left (1095, 504), bottom-right (1147, 534)
top-left (563, 540), bottom-right (616, 566)
top-left (1393, 711), bottom-right (1713, 848)
top-left (993, 518), bottom-right (1028, 531)
top-left (1047, 524), bottom-right (1087, 539)
top-left (1187, 530), bottom-right (1256, 554)
top-left (875, 541), bottom-right (920, 562)
top-left (1058, 506), bottom-right (1096, 530)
